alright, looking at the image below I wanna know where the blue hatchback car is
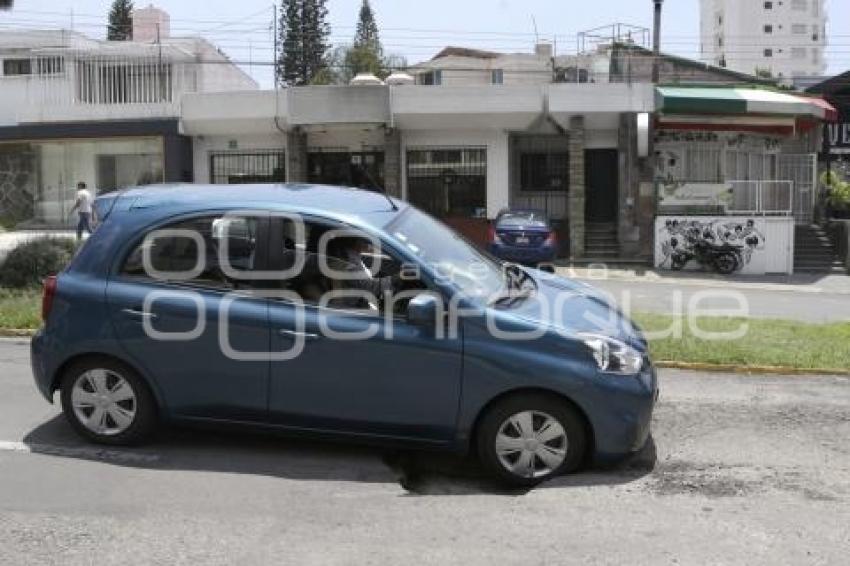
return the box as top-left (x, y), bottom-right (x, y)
top-left (31, 184), bottom-right (656, 486)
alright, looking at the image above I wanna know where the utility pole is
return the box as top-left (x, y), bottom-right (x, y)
top-left (652, 0), bottom-right (663, 83)
top-left (273, 2), bottom-right (278, 88)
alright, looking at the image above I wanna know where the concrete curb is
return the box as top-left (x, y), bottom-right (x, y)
top-left (0, 329), bottom-right (35, 338)
top-left (655, 360), bottom-right (850, 377)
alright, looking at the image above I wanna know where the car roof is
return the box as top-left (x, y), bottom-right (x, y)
top-left (499, 208), bottom-right (547, 218)
top-left (120, 183), bottom-right (399, 212)
top-left (98, 183), bottom-right (405, 227)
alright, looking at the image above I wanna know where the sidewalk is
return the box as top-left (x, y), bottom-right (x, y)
top-left (557, 266), bottom-right (850, 295)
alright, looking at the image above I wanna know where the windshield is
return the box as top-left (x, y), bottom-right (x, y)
top-left (387, 207), bottom-right (505, 301)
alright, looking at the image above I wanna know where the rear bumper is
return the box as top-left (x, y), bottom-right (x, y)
top-left (30, 329), bottom-right (55, 403)
top-left (489, 244), bottom-right (557, 264)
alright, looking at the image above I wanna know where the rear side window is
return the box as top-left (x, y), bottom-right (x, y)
top-left (121, 215), bottom-right (261, 290)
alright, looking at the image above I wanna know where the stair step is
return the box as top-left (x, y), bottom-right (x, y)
top-left (793, 224), bottom-right (841, 273)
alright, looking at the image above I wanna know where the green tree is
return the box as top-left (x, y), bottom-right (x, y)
top-left (107, 0), bottom-right (134, 41)
top-left (276, 0), bottom-right (331, 86)
top-left (354, 0), bottom-right (381, 57)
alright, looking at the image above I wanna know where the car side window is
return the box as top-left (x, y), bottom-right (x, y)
top-left (271, 218), bottom-right (425, 315)
top-left (121, 215), bottom-right (261, 290)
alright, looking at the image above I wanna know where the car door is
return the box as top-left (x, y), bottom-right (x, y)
top-left (107, 212), bottom-right (272, 422)
top-left (265, 217), bottom-right (463, 443)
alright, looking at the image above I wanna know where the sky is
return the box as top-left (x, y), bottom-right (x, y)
top-left (2, 0), bottom-right (848, 88)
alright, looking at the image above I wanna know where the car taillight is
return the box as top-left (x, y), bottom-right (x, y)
top-left (488, 225), bottom-right (502, 244)
top-left (42, 276), bottom-right (57, 322)
top-left (544, 231), bottom-right (558, 246)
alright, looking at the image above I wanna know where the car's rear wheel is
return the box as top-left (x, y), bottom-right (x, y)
top-left (60, 358), bottom-right (157, 446)
top-left (477, 393), bottom-right (586, 487)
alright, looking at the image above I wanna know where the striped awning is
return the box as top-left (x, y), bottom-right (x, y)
top-left (656, 87), bottom-right (838, 121)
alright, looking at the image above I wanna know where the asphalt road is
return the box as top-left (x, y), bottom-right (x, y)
top-left (1, 339), bottom-right (849, 565)
top-left (570, 276), bottom-right (850, 323)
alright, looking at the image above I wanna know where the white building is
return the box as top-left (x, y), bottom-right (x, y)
top-left (700, 0), bottom-right (827, 80)
top-left (409, 43), bottom-right (612, 86)
top-left (0, 6), bottom-right (257, 227)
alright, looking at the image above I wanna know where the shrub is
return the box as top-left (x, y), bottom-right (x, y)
top-left (822, 171), bottom-right (850, 211)
top-left (0, 237), bottom-right (78, 288)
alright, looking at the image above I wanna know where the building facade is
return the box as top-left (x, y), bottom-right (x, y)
top-left (0, 10), bottom-right (256, 229)
top-left (700, 0), bottom-right (827, 80)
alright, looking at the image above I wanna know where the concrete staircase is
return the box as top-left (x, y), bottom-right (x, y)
top-left (794, 224), bottom-right (845, 274)
top-left (584, 222), bottom-right (621, 261)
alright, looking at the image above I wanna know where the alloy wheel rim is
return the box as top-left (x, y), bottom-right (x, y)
top-left (71, 369), bottom-right (137, 436)
top-left (495, 410), bottom-right (568, 478)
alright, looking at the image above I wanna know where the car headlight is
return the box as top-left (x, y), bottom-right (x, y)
top-left (579, 333), bottom-right (644, 376)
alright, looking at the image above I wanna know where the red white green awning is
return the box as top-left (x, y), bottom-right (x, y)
top-left (655, 87), bottom-right (838, 121)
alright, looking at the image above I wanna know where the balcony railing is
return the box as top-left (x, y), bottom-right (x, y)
top-left (727, 180), bottom-right (794, 216)
top-left (656, 179), bottom-right (794, 217)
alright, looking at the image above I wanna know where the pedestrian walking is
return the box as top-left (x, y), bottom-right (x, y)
top-left (69, 182), bottom-right (96, 240)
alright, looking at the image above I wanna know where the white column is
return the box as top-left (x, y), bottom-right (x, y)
top-left (486, 130), bottom-right (510, 219)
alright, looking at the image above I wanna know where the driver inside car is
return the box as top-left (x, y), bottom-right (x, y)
top-left (325, 236), bottom-right (401, 311)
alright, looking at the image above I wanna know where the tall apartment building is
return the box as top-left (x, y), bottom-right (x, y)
top-left (700, 0), bottom-right (827, 80)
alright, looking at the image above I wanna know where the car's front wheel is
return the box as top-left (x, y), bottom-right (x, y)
top-left (60, 358), bottom-right (158, 446)
top-left (477, 393), bottom-right (587, 487)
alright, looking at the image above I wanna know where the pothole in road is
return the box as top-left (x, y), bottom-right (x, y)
top-left (647, 460), bottom-right (841, 501)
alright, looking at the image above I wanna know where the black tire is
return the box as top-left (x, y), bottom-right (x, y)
top-left (713, 252), bottom-right (739, 275)
top-left (59, 357), bottom-right (158, 446)
top-left (670, 256), bottom-right (687, 271)
top-left (476, 393), bottom-right (587, 487)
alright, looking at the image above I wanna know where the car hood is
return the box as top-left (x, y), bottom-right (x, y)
top-left (497, 270), bottom-right (647, 351)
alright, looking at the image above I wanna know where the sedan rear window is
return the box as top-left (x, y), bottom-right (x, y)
top-left (497, 213), bottom-right (549, 229)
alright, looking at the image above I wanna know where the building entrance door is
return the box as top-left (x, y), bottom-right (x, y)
top-left (584, 149), bottom-right (619, 223)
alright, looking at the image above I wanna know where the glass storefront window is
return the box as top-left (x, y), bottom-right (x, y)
top-left (0, 137), bottom-right (163, 229)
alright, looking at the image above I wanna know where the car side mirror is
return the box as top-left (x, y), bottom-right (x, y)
top-left (407, 293), bottom-right (439, 326)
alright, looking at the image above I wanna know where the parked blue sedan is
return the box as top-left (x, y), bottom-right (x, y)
top-left (31, 184), bottom-right (656, 486)
top-left (488, 209), bottom-right (559, 267)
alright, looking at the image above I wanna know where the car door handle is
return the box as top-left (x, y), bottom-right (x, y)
top-left (278, 329), bottom-right (319, 341)
top-left (122, 308), bottom-right (158, 320)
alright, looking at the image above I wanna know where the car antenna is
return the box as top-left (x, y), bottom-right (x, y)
top-left (353, 161), bottom-right (398, 211)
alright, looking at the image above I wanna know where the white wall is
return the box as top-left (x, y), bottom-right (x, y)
top-left (655, 216), bottom-right (794, 275)
top-left (193, 40), bottom-right (259, 92)
top-left (400, 129), bottom-right (509, 219)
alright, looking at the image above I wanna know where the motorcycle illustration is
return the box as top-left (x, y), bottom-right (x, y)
top-left (668, 236), bottom-right (743, 275)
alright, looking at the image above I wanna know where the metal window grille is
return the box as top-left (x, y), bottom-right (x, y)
top-left (76, 58), bottom-right (173, 104)
top-left (406, 147), bottom-right (487, 218)
top-left (210, 150), bottom-right (286, 185)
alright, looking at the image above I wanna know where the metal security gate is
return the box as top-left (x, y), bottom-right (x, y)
top-left (509, 135), bottom-right (570, 220)
top-left (210, 150), bottom-right (286, 185)
top-left (406, 147), bottom-right (487, 217)
top-left (778, 154), bottom-right (818, 224)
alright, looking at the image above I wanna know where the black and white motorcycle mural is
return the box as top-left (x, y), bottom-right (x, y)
top-left (657, 218), bottom-right (766, 275)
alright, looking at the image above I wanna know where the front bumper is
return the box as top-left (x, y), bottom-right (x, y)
top-left (588, 363), bottom-right (658, 463)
